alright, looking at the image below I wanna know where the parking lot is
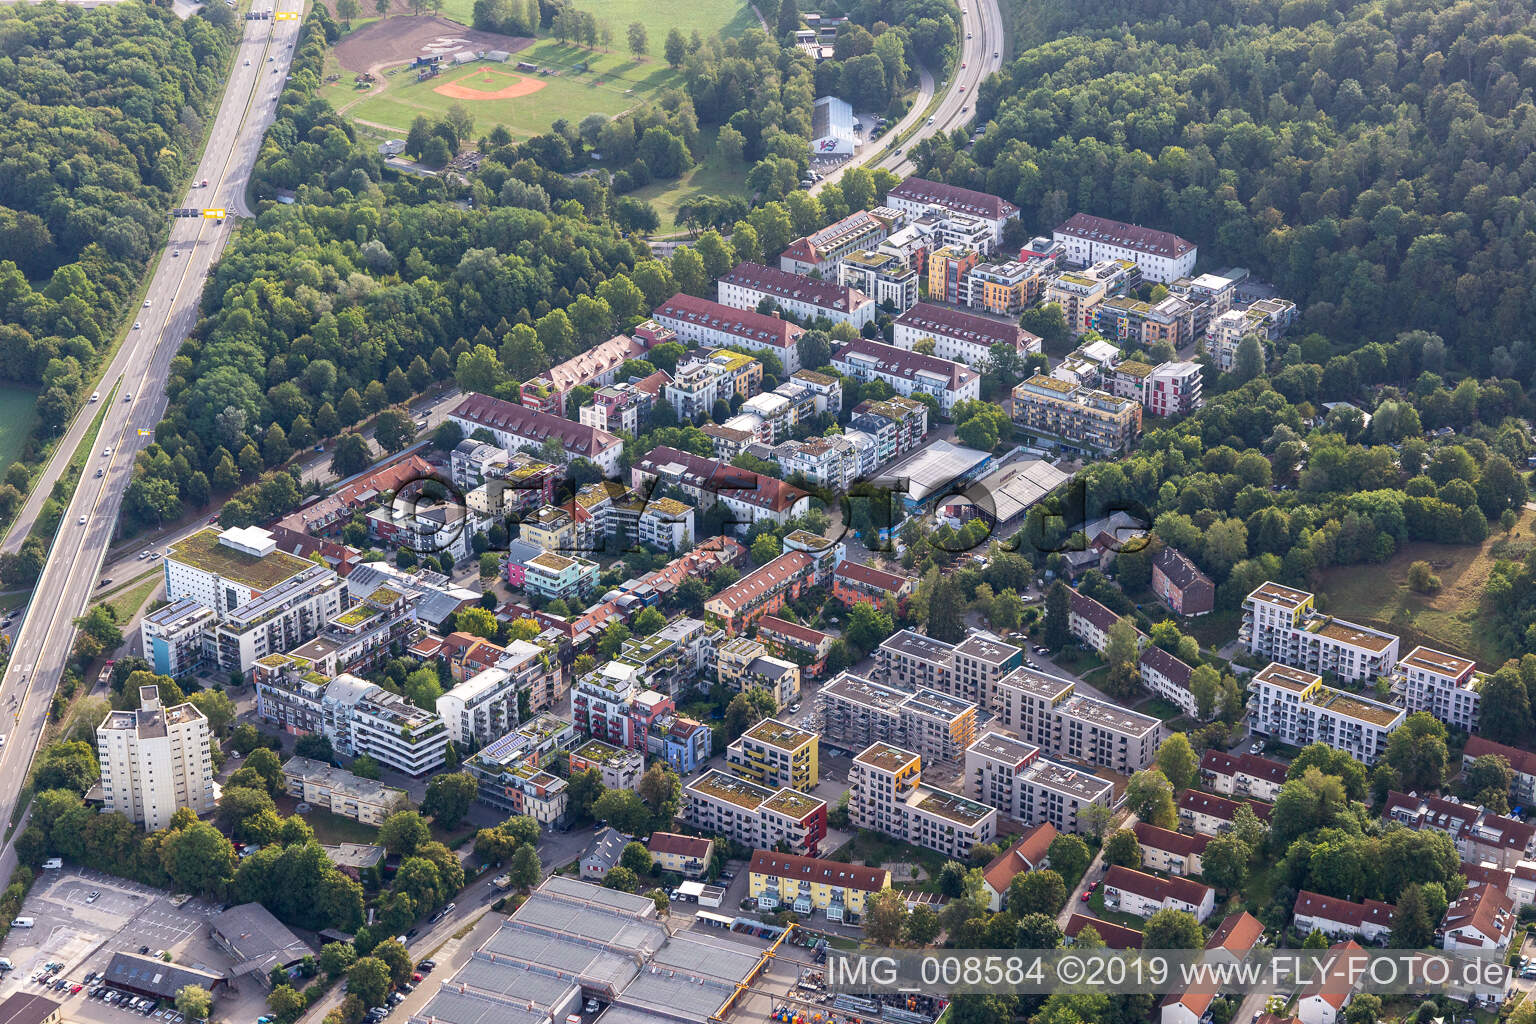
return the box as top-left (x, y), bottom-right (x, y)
top-left (0, 867), bottom-right (269, 1024)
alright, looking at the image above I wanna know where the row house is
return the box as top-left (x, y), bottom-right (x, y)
top-left (831, 561), bottom-right (918, 615)
top-left (964, 731), bottom-right (1114, 835)
top-left (1382, 790), bottom-right (1536, 869)
top-left (1101, 865), bottom-right (1215, 922)
top-left (717, 261), bottom-right (875, 329)
top-left (1198, 749), bottom-right (1289, 801)
top-left (849, 741), bottom-right (998, 860)
top-left (1242, 581), bottom-right (1401, 683)
top-left (449, 392), bottom-right (623, 477)
top-left (651, 293), bottom-right (805, 372)
top-left (519, 333), bottom-right (649, 415)
top-left (1292, 891), bottom-right (1396, 944)
top-left (1053, 213), bottom-right (1198, 284)
top-left (1177, 789), bottom-right (1274, 837)
top-left (703, 551), bottom-right (816, 636)
top-left (892, 301), bottom-right (1042, 372)
top-left (1134, 821), bottom-right (1210, 877)
top-left (1249, 661), bottom-right (1404, 765)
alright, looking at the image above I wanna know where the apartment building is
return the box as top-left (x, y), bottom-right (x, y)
top-left (831, 561), bottom-right (918, 615)
top-left (981, 823), bottom-right (1058, 910)
top-left (851, 395), bottom-right (929, 460)
top-left (1105, 359), bottom-right (1202, 418)
top-left (1198, 750), bottom-right (1288, 802)
top-left (772, 435), bottom-right (861, 491)
top-left (649, 832), bottom-right (714, 879)
top-left (635, 497), bottom-right (694, 553)
top-left (140, 599), bottom-right (216, 680)
top-left (1463, 736), bottom-right (1536, 806)
top-left (1152, 546), bottom-right (1215, 616)
top-left (926, 244), bottom-right (980, 304)
top-left (662, 350), bottom-right (763, 421)
top-left (651, 293), bottom-right (806, 373)
top-left (1390, 645), bottom-right (1484, 731)
top-left (1053, 213), bottom-right (1198, 283)
top-left (1167, 272), bottom-right (1237, 336)
top-left (726, 718), bottom-right (819, 792)
top-left (849, 741), bottom-right (998, 859)
top-left (521, 552), bottom-right (600, 603)
top-left (1292, 891), bottom-right (1396, 943)
top-left (518, 333), bottom-right (649, 414)
top-left (892, 302), bottom-right (1041, 371)
top-left (1160, 913), bottom-right (1267, 1024)
top-left (578, 379), bottom-right (663, 436)
top-left (992, 666), bottom-right (1160, 773)
top-left (1067, 588), bottom-right (1127, 653)
top-left (568, 738), bottom-right (646, 791)
top-left (1382, 791), bottom-right (1536, 869)
top-left (463, 721), bottom-right (575, 826)
top-left (1043, 259), bottom-right (1139, 335)
top-left (831, 337), bottom-right (980, 415)
top-left (718, 261), bottom-right (875, 329)
top-left (1011, 375), bottom-right (1142, 457)
top-left (435, 643), bottom-right (553, 748)
top-left (280, 756), bottom-right (407, 825)
top-left (1102, 865), bottom-right (1215, 922)
top-left (1441, 883), bottom-right (1517, 954)
top-left (703, 551), bottom-right (816, 636)
top-left (875, 629), bottom-right (1023, 709)
top-left (630, 446), bottom-right (810, 533)
top-left (1249, 662), bottom-right (1404, 765)
top-left (1134, 821), bottom-right (1210, 877)
top-left (1139, 646), bottom-right (1199, 719)
top-left (716, 636), bottom-right (803, 707)
top-left (449, 392), bottom-right (623, 476)
top-left (97, 685), bottom-right (214, 832)
top-left (884, 178), bottom-right (1019, 246)
top-left (755, 616), bottom-right (835, 677)
top-left (1242, 582), bottom-right (1400, 683)
top-left (682, 769), bottom-right (828, 857)
top-left (837, 249), bottom-right (919, 311)
top-left (1207, 298), bottom-right (1297, 371)
top-left (748, 851), bottom-right (890, 924)
top-left (964, 731), bottom-right (1114, 835)
top-left (254, 668), bottom-right (448, 775)
top-left (1178, 789), bottom-right (1274, 837)
top-left (570, 661), bottom-right (669, 750)
top-left (1093, 295), bottom-right (1197, 351)
top-left (779, 207), bottom-right (903, 278)
top-left (817, 672), bottom-right (978, 764)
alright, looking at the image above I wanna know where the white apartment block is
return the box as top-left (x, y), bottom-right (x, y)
top-left (717, 261), bottom-right (875, 329)
top-left (884, 178), bottom-right (1019, 247)
top-left (849, 741), bottom-right (998, 860)
top-left (837, 249), bottom-right (919, 311)
top-left (816, 671), bottom-right (977, 764)
top-left (1390, 645), bottom-right (1484, 731)
top-left (1242, 581), bottom-right (1400, 683)
top-left (1053, 213), bottom-right (1198, 284)
top-left (965, 732), bottom-right (1114, 835)
top-left (435, 642), bottom-right (552, 749)
top-left (653, 292), bottom-right (805, 372)
top-left (682, 769), bottom-right (827, 858)
top-left (830, 337), bottom-right (980, 415)
top-left (450, 392), bottom-right (624, 477)
top-left (992, 666), bottom-right (1160, 773)
top-left (280, 756), bottom-right (408, 825)
top-left (1249, 662), bottom-right (1404, 765)
top-left (779, 207), bottom-right (903, 278)
top-left (1207, 298), bottom-right (1297, 371)
top-left (1101, 865), bottom-right (1215, 922)
top-left (97, 685), bottom-right (214, 833)
top-left (256, 669), bottom-right (448, 776)
top-left (637, 497), bottom-right (694, 552)
top-left (891, 302), bottom-right (1041, 372)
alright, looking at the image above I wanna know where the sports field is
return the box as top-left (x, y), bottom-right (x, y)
top-left (326, 39), bottom-right (688, 138)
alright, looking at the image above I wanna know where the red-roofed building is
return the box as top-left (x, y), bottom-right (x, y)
top-left (652, 293), bottom-right (806, 372)
top-left (1064, 913), bottom-right (1143, 950)
top-left (1160, 912), bottom-right (1265, 1024)
top-left (755, 616), bottom-right (835, 677)
top-left (831, 337), bottom-right (980, 415)
top-left (278, 453), bottom-right (438, 536)
top-left (1152, 545), bottom-right (1215, 616)
top-left (1297, 942), bottom-right (1368, 1024)
top-left (892, 302), bottom-right (1041, 371)
top-left (1133, 821), bottom-right (1210, 877)
top-left (1199, 750), bottom-right (1289, 801)
top-left (718, 262), bottom-right (875, 329)
top-left (1066, 588), bottom-right (1125, 653)
top-left (885, 178), bottom-right (1020, 245)
top-left (1463, 735), bottom-right (1536, 806)
top-left (449, 393), bottom-right (623, 476)
top-left (704, 552), bottom-right (816, 635)
top-left (1102, 865), bottom-right (1215, 922)
top-left (647, 831), bottom-right (714, 878)
top-left (980, 822), bottom-right (1057, 910)
top-left (1292, 891), bottom-right (1395, 943)
top-left (831, 561), bottom-right (918, 614)
top-left (1441, 882), bottom-right (1516, 952)
top-left (779, 208), bottom-right (902, 279)
top-left (1053, 213), bottom-right (1198, 283)
top-left (1383, 790), bottom-right (1536, 868)
top-left (748, 850), bottom-right (891, 921)
top-left (519, 334), bottom-right (649, 414)
top-left (1177, 789), bottom-right (1273, 836)
top-left (630, 446), bottom-right (811, 532)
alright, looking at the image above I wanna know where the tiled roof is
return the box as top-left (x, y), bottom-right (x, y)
top-left (532, 334), bottom-right (649, 393)
top-left (834, 561), bottom-right (916, 593)
top-left (450, 393), bottom-right (620, 459)
top-left (1442, 883), bottom-right (1515, 946)
top-left (748, 850), bottom-right (889, 892)
top-left (982, 822), bottom-right (1058, 896)
top-left (1179, 789), bottom-right (1273, 823)
top-left (833, 337), bottom-right (978, 392)
top-left (648, 831), bottom-right (712, 859)
top-left (1139, 645), bottom-right (1193, 686)
top-left (1104, 864), bottom-right (1211, 906)
top-left (780, 209), bottom-right (893, 264)
top-left (1056, 213), bottom-right (1195, 258)
top-left (653, 293), bottom-right (804, 350)
top-left (1133, 821), bottom-right (1210, 858)
top-left (1293, 891), bottom-right (1396, 930)
top-left (1068, 588), bottom-right (1120, 632)
top-left (894, 302), bottom-right (1034, 349)
top-left (1153, 546), bottom-right (1213, 592)
top-left (634, 446), bottom-right (808, 512)
top-left (888, 177), bottom-right (1018, 221)
top-left (757, 615), bottom-right (832, 647)
top-left (705, 551), bottom-right (814, 615)
top-left (1065, 913), bottom-right (1143, 950)
top-left (720, 262), bottom-right (870, 313)
top-left (1465, 735), bottom-right (1536, 777)
top-left (1199, 749), bottom-right (1289, 785)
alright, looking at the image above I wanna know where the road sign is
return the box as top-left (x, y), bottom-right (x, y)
top-left (202, 209), bottom-right (226, 219)
top-left (275, 10), bottom-right (299, 18)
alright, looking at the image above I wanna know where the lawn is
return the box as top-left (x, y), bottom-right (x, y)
top-left (97, 571), bottom-right (163, 625)
top-left (1315, 507), bottom-right (1536, 665)
top-left (825, 831), bottom-right (950, 894)
top-left (1131, 695), bottom-right (1190, 723)
top-left (0, 384), bottom-right (37, 479)
top-left (295, 803), bottom-right (383, 846)
top-left (328, 40), bottom-right (687, 139)
top-left (1086, 888), bottom-right (1151, 932)
top-left (627, 126), bottom-right (752, 231)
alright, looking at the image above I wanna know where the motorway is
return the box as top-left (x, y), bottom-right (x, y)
top-left (0, 7), bottom-right (305, 879)
top-left (816, 0), bottom-right (1005, 191)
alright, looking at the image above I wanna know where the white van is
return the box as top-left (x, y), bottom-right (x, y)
top-left (11, 917), bottom-right (34, 928)
top-left (0, 957), bottom-right (13, 970)
top-left (41, 858), bottom-right (61, 870)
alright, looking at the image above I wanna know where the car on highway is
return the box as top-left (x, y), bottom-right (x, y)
top-left (245, 58), bottom-right (251, 65)
top-left (143, 299), bottom-right (151, 308)
top-left (103, 447), bottom-right (111, 457)
top-left (961, 62), bottom-right (966, 68)
top-left (133, 321), bottom-right (141, 330)
top-left (78, 515), bottom-right (86, 525)
top-left (124, 392), bottom-right (131, 401)
top-left (90, 391), bottom-right (100, 402)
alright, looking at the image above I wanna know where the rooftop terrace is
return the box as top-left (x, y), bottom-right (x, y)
top-left (167, 528), bottom-right (310, 590)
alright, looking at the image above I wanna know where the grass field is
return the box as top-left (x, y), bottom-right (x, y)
top-left (0, 384), bottom-right (36, 479)
top-left (97, 571), bottom-right (163, 626)
top-left (627, 125), bottom-right (751, 231)
top-left (326, 39), bottom-right (687, 138)
top-left (1315, 506), bottom-right (1536, 665)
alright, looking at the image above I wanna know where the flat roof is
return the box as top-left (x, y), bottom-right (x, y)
top-left (1247, 581), bottom-right (1311, 608)
top-left (881, 628), bottom-right (956, 664)
top-left (819, 671), bottom-right (909, 712)
top-left (763, 788), bottom-right (826, 818)
top-left (854, 741), bottom-right (920, 773)
top-left (1023, 757), bottom-right (1114, 801)
top-left (955, 633), bottom-right (1022, 665)
top-left (167, 527), bottom-right (311, 590)
top-left (1060, 693), bottom-right (1160, 736)
top-left (1312, 688), bottom-right (1403, 728)
top-left (1398, 645), bottom-right (1476, 678)
top-left (874, 440), bottom-right (992, 503)
top-left (1311, 618), bottom-right (1395, 653)
top-left (688, 768), bottom-right (776, 810)
top-left (968, 731), bottom-right (1039, 766)
top-left (997, 665), bottom-right (1076, 701)
top-left (913, 786), bottom-right (994, 826)
top-left (904, 687), bottom-right (977, 723)
top-left (743, 718), bottom-right (816, 751)
top-left (1252, 662), bottom-right (1322, 692)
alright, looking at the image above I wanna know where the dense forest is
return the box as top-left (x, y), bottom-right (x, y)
top-left (0, 0), bottom-right (235, 434)
top-left (912, 0), bottom-right (1536, 369)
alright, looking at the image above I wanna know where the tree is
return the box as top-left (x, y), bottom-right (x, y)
top-left (1461, 754), bottom-right (1514, 812)
top-left (33, 740), bottom-right (98, 794)
top-left (378, 810), bottom-right (431, 856)
top-left (568, 768), bottom-right (604, 821)
top-left (161, 821), bottom-right (235, 897)
top-left (1007, 870), bottom-right (1067, 916)
top-left (268, 985), bottom-right (306, 1022)
top-left (1125, 769), bottom-right (1178, 829)
top-left (351, 754), bottom-right (382, 780)
top-left (330, 432), bottom-right (371, 476)
top-left (904, 903), bottom-right (940, 946)
top-left (843, 601), bottom-right (893, 656)
top-left (1287, 744), bottom-right (1368, 802)
top-left (1388, 883), bottom-right (1436, 949)
top-left (372, 939), bottom-right (413, 987)
top-left (626, 21), bottom-right (647, 55)
top-left (1103, 616), bottom-right (1141, 697)
top-left (374, 408), bottom-right (416, 453)
top-left (509, 843), bottom-right (542, 891)
top-left (187, 689), bottom-right (237, 737)
top-left (603, 865), bottom-right (639, 892)
top-left (319, 941), bottom-right (357, 977)
top-left (663, 27), bottom-right (685, 67)
top-left (1102, 829), bottom-right (1141, 868)
top-left (724, 687), bottom-right (777, 739)
top-left (592, 789), bottom-right (651, 835)
top-left (1189, 665), bottom-right (1221, 720)
top-left (620, 841), bottom-right (652, 876)
top-left (1382, 712), bottom-right (1448, 791)
top-left (1406, 560), bottom-right (1441, 593)
top-left (176, 986), bottom-right (213, 1021)
top-left (1201, 835), bottom-right (1250, 893)
top-left (347, 957), bottom-right (392, 1008)
top-left (1143, 908), bottom-right (1204, 949)
top-left (421, 772), bottom-right (477, 828)
top-left (1046, 835), bottom-right (1090, 885)
top-left (863, 888), bottom-right (906, 946)
top-left (1154, 734), bottom-right (1199, 792)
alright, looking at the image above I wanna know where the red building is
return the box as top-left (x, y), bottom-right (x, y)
top-left (831, 561), bottom-right (918, 615)
top-left (755, 615), bottom-right (835, 677)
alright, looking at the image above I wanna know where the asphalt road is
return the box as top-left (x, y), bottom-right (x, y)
top-left (0, 6), bottom-right (304, 880)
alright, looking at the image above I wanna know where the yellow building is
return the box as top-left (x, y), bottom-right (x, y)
top-left (726, 717), bottom-right (819, 791)
top-left (517, 504), bottom-right (587, 554)
top-left (647, 831), bottom-right (714, 878)
top-left (748, 849), bottom-right (891, 924)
